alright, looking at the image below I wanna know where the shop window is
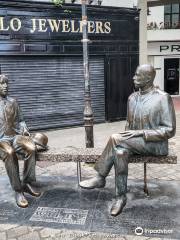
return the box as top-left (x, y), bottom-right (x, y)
top-left (164, 4), bottom-right (180, 29)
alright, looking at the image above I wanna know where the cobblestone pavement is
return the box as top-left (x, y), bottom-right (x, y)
top-left (0, 113), bottom-right (179, 240)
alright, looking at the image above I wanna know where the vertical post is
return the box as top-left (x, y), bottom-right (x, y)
top-left (81, 0), bottom-right (94, 148)
top-left (144, 163), bottom-right (149, 196)
top-left (77, 161), bottom-right (82, 184)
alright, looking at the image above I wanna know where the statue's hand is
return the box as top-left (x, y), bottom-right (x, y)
top-left (120, 130), bottom-right (144, 140)
top-left (23, 128), bottom-right (30, 137)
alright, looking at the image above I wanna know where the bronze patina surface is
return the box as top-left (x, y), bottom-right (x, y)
top-left (79, 64), bottom-right (176, 216)
top-left (0, 74), bottom-right (48, 208)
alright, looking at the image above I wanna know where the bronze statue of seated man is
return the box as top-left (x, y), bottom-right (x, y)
top-left (0, 74), bottom-right (48, 208)
top-left (80, 64), bottom-right (176, 216)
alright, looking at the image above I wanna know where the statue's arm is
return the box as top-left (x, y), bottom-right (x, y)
top-left (16, 101), bottom-right (30, 136)
top-left (143, 94), bottom-right (176, 141)
top-left (125, 96), bottom-right (130, 131)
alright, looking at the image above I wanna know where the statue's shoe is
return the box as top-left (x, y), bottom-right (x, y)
top-left (23, 183), bottom-right (41, 197)
top-left (15, 192), bottom-right (28, 208)
top-left (110, 196), bottom-right (127, 216)
top-left (79, 176), bottom-right (106, 189)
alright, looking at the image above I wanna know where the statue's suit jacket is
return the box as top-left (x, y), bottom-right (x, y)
top-left (0, 96), bottom-right (27, 139)
top-left (125, 87), bottom-right (176, 155)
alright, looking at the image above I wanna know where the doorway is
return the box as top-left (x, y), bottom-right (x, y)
top-left (164, 58), bottom-right (179, 95)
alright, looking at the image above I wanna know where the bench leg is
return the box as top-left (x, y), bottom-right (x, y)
top-left (77, 162), bottom-right (82, 185)
top-left (144, 163), bottom-right (149, 196)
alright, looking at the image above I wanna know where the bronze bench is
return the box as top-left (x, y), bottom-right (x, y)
top-left (37, 147), bottom-right (177, 195)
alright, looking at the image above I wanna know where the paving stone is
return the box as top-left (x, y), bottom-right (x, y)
top-left (17, 232), bottom-right (40, 240)
top-left (147, 238), bottom-right (166, 240)
top-left (0, 224), bottom-right (19, 231)
top-left (7, 226), bottom-right (29, 239)
top-left (39, 228), bottom-right (62, 238)
top-left (125, 236), bottom-right (150, 240)
top-left (28, 226), bottom-right (43, 232)
top-left (53, 231), bottom-right (125, 240)
top-left (0, 232), bottom-right (7, 240)
top-left (50, 230), bottom-right (89, 240)
top-left (93, 233), bottom-right (126, 240)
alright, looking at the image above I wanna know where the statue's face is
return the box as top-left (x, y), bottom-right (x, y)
top-left (0, 77), bottom-right (8, 97)
top-left (133, 68), bottom-right (147, 89)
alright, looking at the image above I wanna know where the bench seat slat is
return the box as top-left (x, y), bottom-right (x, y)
top-left (37, 147), bottom-right (177, 164)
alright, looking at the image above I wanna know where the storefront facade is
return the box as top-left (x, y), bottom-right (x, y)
top-left (147, 3), bottom-right (180, 96)
top-left (0, 1), bottom-right (139, 130)
top-left (148, 41), bottom-right (180, 95)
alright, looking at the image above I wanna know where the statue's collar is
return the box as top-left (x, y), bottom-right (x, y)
top-left (139, 85), bottom-right (154, 95)
top-left (0, 96), bottom-right (7, 101)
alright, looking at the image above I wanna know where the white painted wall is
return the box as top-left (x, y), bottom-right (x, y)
top-left (50, 0), bottom-right (138, 7)
top-left (147, 6), bottom-right (164, 25)
top-left (27, 0), bottom-right (138, 7)
top-left (138, 0), bottom-right (148, 64)
top-left (100, 0), bottom-right (137, 7)
top-left (148, 29), bottom-right (180, 41)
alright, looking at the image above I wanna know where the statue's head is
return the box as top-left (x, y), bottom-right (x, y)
top-left (0, 74), bottom-right (8, 97)
top-left (133, 64), bottom-right (156, 90)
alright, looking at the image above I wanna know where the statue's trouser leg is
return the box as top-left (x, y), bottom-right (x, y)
top-left (114, 150), bottom-right (129, 197)
top-left (0, 142), bottom-right (22, 191)
top-left (13, 136), bottom-right (36, 184)
top-left (94, 134), bottom-right (129, 197)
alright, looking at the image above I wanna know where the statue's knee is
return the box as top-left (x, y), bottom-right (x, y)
top-left (5, 146), bottom-right (15, 158)
top-left (25, 142), bottom-right (36, 153)
top-left (111, 133), bottom-right (123, 143)
top-left (116, 148), bottom-right (128, 157)
top-left (111, 134), bottom-right (119, 140)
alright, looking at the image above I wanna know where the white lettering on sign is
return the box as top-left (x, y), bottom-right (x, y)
top-left (0, 16), bottom-right (112, 35)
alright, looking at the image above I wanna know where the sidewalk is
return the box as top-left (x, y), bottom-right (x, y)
top-left (0, 110), bottom-right (179, 239)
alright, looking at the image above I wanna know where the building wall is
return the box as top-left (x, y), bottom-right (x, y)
top-left (34, 0), bottom-right (138, 7)
top-left (148, 6), bottom-right (164, 25)
top-left (148, 29), bottom-right (180, 41)
top-left (99, 0), bottom-right (138, 8)
top-left (138, 0), bottom-right (147, 64)
top-left (147, 4), bottom-right (180, 95)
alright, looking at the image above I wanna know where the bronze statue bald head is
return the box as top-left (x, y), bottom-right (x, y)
top-left (0, 74), bottom-right (8, 97)
top-left (133, 64), bottom-right (156, 90)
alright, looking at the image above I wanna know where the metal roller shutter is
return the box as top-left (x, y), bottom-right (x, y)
top-left (0, 56), bottom-right (105, 130)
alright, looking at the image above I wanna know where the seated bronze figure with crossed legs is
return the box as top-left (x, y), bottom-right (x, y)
top-left (80, 64), bottom-right (176, 216)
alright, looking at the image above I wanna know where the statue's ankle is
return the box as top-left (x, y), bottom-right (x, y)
top-left (116, 194), bottom-right (127, 201)
top-left (96, 172), bottom-right (105, 179)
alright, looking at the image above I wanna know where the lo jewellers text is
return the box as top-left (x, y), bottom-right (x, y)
top-left (0, 17), bottom-right (111, 34)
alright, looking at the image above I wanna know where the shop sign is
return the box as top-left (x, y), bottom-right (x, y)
top-left (0, 16), bottom-right (111, 35)
top-left (148, 42), bottom-right (180, 55)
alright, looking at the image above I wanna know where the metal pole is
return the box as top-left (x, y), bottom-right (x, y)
top-left (144, 163), bottom-right (149, 196)
top-left (77, 161), bottom-right (82, 185)
top-left (81, 0), bottom-right (94, 148)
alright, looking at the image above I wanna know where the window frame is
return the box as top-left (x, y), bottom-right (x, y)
top-left (164, 3), bottom-right (180, 29)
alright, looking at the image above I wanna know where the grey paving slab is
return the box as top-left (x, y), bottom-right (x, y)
top-left (0, 175), bottom-right (179, 239)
